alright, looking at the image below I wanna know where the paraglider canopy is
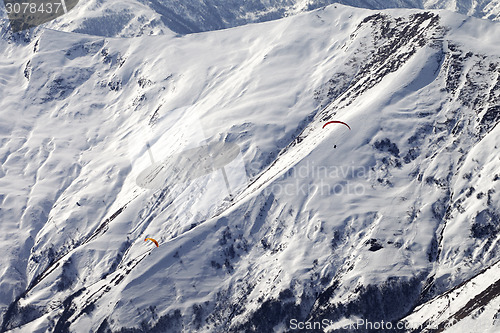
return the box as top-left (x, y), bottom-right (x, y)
top-left (145, 238), bottom-right (159, 247)
top-left (322, 121), bottom-right (351, 130)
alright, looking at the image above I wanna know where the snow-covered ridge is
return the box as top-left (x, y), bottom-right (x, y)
top-left (2, 0), bottom-right (500, 37)
top-left (403, 259), bottom-right (500, 332)
top-left (1, 3), bottom-right (500, 332)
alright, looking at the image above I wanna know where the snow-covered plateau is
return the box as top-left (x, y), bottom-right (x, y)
top-left (0, 2), bottom-right (500, 333)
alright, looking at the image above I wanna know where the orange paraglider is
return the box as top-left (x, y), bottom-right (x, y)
top-left (145, 238), bottom-right (159, 247)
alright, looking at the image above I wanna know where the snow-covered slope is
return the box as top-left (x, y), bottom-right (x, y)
top-left (424, 0), bottom-right (500, 20)
top-left (3, 0), bottom-right (500, 37)
top-left (403, 259), bottom-right (500, 332)
top-left (1, 3), bottom-right (500, 333)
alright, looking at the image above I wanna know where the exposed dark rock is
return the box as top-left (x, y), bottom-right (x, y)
top-left (471, 209), bottom-right (500, 239)
top-left (374, 138), bottom-right (400, 157)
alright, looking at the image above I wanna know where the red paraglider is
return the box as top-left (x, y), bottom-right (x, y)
top-left (322, 121), bottom-right (351, 130)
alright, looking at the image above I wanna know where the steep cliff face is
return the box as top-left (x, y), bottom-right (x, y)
top-left (0, 3), bottom-right (499, 333)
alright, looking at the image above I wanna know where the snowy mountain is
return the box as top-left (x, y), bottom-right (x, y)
top-left (403, 260), bottom-right (500, 332)
top-left (2, 0), bottom-right (500, 37)
top-left (1, 3), bottom-right (500, 333)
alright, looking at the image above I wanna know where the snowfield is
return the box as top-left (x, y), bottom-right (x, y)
top-left (0, 3), bottom-right (500, 333)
